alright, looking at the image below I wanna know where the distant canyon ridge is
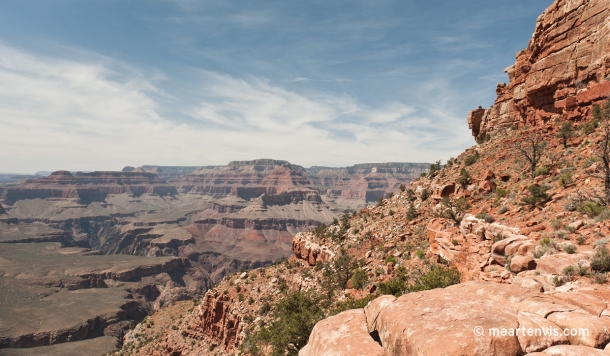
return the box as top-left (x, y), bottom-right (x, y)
top-left (0, 159), bottom-right (427, 353)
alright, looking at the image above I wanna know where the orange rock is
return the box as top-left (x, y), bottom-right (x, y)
top-left (299, 309), bottom-right (387, 356)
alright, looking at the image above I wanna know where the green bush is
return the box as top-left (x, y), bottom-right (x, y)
top-left (558, 170), bottom-right (573, 187)
top-left (376, 197), bottom-right (384, 207)
top-left (539, 236), bottom-right (552, 246)
top-left (385, 256), bottom-right (398, 265)
top-left (420, 188), bottom-right (429, 201)
top-left (533, 166), bottom-right (550, 177)
top-left (377, 277), bottom-right (407, 297)
top-left (350, 268), bottom-right (368, 290)
top-left (550, 219), bottom-right (563, 230)
top-left (577, 201), bottom-right (603, 218)
top-left (464, 152), bottom-right (480, 166)
top-left (408, 265), bottom-right (460, 293)
top-left (593, 272), bottom-right (608, 284)
top-left (564, 244), bottom-right (577, 254)
top-left (591, 246), bottom-right (610, 273)
top-left (429, 160), bottom-right (442, 177)
top-left (520, 184), bottom-right (551, 208)
top-left (498, 206), bottom-right (509, 214)
top-left (330, 296), bottom-right (372, 316)
top-left (562, 265), bottom-right (576, 277)
top-left (321, 249), bottom-right (357, 297)
top-left (435, 197), bottom-right (471, 224)
top-left (406, 189), bottom-right (416, 202)
top-left (577, 263), bottom-right (589, 276)
top-left (456, 168), bottom-right (471, 188)
top-left (580, 117), bottom-right (600, 135)
top-left (493, 233), bottom-right (506, 243)
top-left (406, 202), bottom-right (418, 221)
top-left (312, 224), bottom-right (327, 239)
top-left (242, 291), bottom-right (325, 356)
top-left (557, 121), bottom-right (575, 148)
top-left (495, 188), bottom-right (509, 200)
top-left (596, 209), bottom-right (610, 222)
top-left (576, 235), bottom-right (587, 245)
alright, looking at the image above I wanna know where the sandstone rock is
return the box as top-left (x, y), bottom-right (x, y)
top-left (516, 311), bottom-right (569, 353)
top-left (298, 309), bottom-right (386, 356)
top-left (469, 0), bottom-right (610, 140)
top-left (567, 221), bottom-right (584, 231)
top-left (480, 179), bottom-right (497, 193)
top-left (198, 291), bottom-right (243, 351)
top-left (292, 234), bottom-right (334, 266)
top-left (363, 295), bottom-right (397, 333)
top-left (511, 255), bottom-right (537, 273)
top-left (547, 311), bottom-right (610, 348)
top-left (481, 170), bottom-right (496, 181)
top-left (370, 282), bottom-right (527, 356)
top-left (536, 254), bottom-right (586, 275)
top-left (529, 344), bottom-right (610, 355)
top-left (556, 292), bottom-right (608, 317)
top-left (492, 235), bottom-right (530, 266)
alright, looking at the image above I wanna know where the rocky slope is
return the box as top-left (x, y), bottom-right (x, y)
top-left (108, 1), bottom-right (610, 355)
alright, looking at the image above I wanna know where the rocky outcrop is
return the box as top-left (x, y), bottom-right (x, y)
top-left (198, 290), bottom-right (244, 351)
top-left (470, 0), bottom-right (610, 140)
top-left (292, 233), bottom-right (334, 266)
top-left (299, 309), bottom-right (386, 356)
top-left (301, 281), bottom-right (610, 355)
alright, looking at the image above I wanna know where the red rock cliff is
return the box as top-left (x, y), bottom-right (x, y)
top-left (469, 0), bottom-right (610, 140)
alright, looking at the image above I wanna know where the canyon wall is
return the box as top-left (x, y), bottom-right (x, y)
top-left (469, 0), bottom-right (610, 140)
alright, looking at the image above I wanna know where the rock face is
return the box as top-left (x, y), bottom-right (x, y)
top-left (302, 281), bottom-right (610, 356)
top-left (198, 291), bottom-right (243, 352)
top-left (470, 0), bottom-right (610, 140)
top-left (175, 159), bottom-right (428, 203)
top-left (292, 233), bottom-right (334, 266)
top-left (299, 309), bottom-right (386, 356)
top-left (1, 171), bottom-right (176, 205)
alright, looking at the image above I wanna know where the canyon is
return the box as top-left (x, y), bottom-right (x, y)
top-left (0, 159), bottom-right (426, 355)
top-left (103, 1), bottom-right (610, 355)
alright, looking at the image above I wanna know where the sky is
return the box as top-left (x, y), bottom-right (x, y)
top-left (0, 0), bottom-right (553, 173)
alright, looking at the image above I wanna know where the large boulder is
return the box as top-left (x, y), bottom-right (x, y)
top-left (298, 309), bottom-right (386, 356)
top-left (300, 281), bottom-right (610, 356)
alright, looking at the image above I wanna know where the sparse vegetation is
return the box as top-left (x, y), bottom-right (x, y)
top-left (242, 291), bottom-right (325, 356)
top-left (420, 188), bottom-right (430, 201)
top-left (435, 196), bottom-right (471, 225)
top-left (349, 268), bottom-right (367, 290)
top-left (564, 244), bottom-right (577, 254)
top-left (456, 168), bottom-right (471, 188)
top-left (557, 121), bottom-right (575, 148)
top-left (520, 184), bottom-right (551, 208)
top-left (464, 151), bottom-right (480, 166)
top-left (514, 131), bottom-right (547, 177)
top-left (591, 246), bottom-right (610, 273)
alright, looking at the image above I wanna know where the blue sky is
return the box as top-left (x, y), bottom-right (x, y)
top-left (0, 0), bottom-right (552, 173)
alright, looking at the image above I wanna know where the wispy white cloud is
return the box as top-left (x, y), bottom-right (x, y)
top-left (0, 44), bottom-right (471, 172)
